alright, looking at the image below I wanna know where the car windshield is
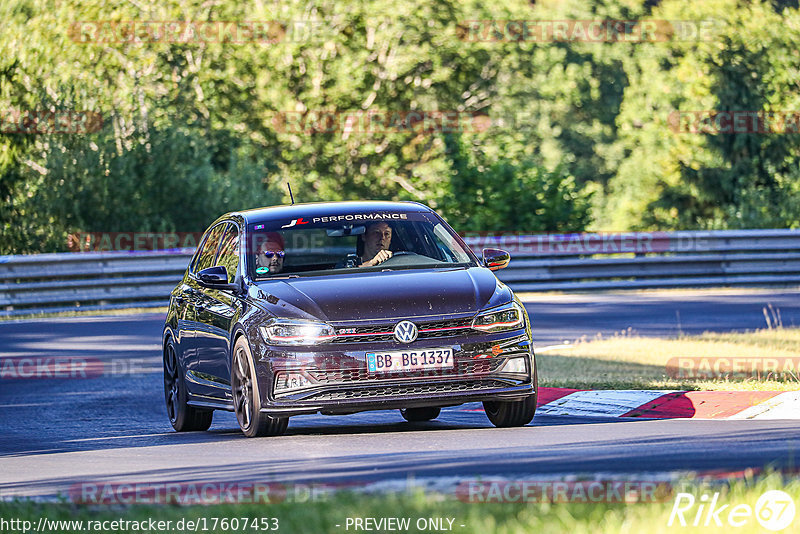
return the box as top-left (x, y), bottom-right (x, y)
top-left (246, 211), bottom-right (476, 279)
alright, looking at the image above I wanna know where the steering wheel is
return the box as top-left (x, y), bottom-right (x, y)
top-left (378, 250), bottom-right (441, 267)
top-left (378, 251), bottom-right (419, 266)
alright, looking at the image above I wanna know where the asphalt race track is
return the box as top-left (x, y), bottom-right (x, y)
top-left (2, 289), bottom-right (800, 500)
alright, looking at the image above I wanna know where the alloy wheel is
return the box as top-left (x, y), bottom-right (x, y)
top-left (233, 346), bottom-right (253, 430)
top-left (163, 343), bottom-right (179, 423)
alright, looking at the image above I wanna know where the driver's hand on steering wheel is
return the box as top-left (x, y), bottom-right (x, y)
top-left (360, 250), bottom-right (393, 267)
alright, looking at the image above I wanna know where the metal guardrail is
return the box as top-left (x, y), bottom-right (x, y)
top-left (1, 229), bottom-right (799, 317)
top-left (463, 229), bottom-right (800, 291)
top-left (0, 251), bottom-right (193, 316)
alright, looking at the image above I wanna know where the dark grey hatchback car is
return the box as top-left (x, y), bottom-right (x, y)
top-left (163, 201), bottom-right (537, 437)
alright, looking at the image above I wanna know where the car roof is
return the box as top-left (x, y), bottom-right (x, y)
top-left (233, 200), bottom-right (434, 225)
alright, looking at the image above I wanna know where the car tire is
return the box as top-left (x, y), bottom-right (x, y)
top-left (483, 365), bottom-right (538, 428)
top-left (400, 407), bottom-right (441, 422)
top-left (231, 336), bottom-right (289, 438)
top-left (164, 337), bottom-right (213, 432)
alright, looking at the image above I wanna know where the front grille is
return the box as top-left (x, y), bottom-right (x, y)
top-left (329, 333), bottom-right (394, 343)
top-left (306, 380), bottom-right (512, 401)
top-left (419, 318), bottom-right (473, 330)
top-left (330, 317), bottom-right (473, 343)
top-left (305, 357), bottom-right (505, 384)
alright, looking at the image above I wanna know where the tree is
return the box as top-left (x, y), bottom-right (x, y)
top-left (442, 133), bottom-right (591, 233)
top-left (605, 0), bottom-right (800, 230)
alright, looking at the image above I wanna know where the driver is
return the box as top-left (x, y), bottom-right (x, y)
top-left (359, 222), bottom-right (393, 267)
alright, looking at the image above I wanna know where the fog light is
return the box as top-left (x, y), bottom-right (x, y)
top-left (499, 357), bottom-right (527, 374)
top-left (275, 371), bottom-right (312, 392)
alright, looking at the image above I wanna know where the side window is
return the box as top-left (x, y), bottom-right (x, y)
top-left (216, 223), bottom-right (240, 280)
top-left (193, 224), bottom-right (226, 273)
top-left (431, 223), bottom-right (470, 263)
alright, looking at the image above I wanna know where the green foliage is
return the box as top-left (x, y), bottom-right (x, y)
top-left (604, 0), bottom-right (800, 230)
top-left (443, 134), bottom-right (592, 233)
top-left (0, 60), bottom-right (37, 253)
top-left (2, 0), bottom-right (800, 253)
top-left (3, 117), bottom-right (282, 253)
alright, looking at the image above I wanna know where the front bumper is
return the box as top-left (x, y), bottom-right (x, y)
top-left (253, 329), bottom-right (535, 417)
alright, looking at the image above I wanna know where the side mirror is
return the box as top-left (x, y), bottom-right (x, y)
top-left (197, 266), bottom-right (239, 291)
top-left (482, 248), bottom-right (510, 271)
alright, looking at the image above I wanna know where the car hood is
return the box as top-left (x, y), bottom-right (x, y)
top-left (254, 267), bottom-right (510, 322)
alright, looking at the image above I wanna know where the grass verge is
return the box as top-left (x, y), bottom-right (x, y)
top-left (539, 328), bottom-right (800, 391)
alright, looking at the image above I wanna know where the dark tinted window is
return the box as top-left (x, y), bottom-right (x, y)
top-left (193, 224), bottom-right (225, 273)
top-left (246, 212), bottom-right (476, 279)
top-left (216, 223), bottom-right (240, 280)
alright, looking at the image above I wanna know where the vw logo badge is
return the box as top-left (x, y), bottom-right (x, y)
top-left (393, 320), bottom-right (418, 343)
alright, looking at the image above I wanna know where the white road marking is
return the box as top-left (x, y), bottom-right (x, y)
top-left (536, 390), bottom-right (677, 417)
top-left (62, 432), bottom-right (178, 442)
top-left (729, 391), bottom-right (800, 420)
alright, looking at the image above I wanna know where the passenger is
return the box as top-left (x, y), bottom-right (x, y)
top-left (256, 232), bottom-right (285, 274)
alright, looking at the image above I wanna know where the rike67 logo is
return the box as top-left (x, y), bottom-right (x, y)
top-left (668, 490), bottom-right (795, 531)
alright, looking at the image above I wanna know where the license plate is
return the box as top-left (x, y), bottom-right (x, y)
top-left (366, 348), bottom-right (453, 373)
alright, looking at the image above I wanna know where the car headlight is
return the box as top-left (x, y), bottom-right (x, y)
top-left (472, 302), bottom-right (524, 332)
top-left (259, 319), bottom-right (337, 345)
